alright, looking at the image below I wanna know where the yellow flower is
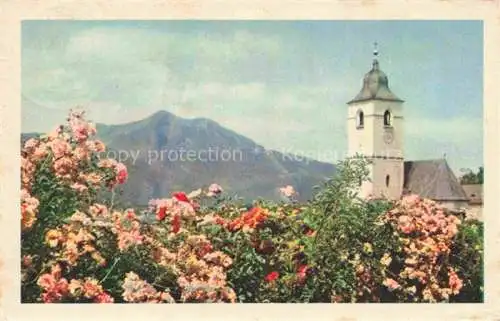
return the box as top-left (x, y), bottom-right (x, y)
top-left (82, 278), bottom-right (102, 298)
top-left (339, 252), bottom-right (348, 262)
top-left (91, 252), bottom-right (106, 266)
top-left (45, 229), bottom-right (62, 247)
top-left (69, 279), bottom-right (83, 296)
top-left (363, 243), bottom-right (373, 254)
top-left (187, 188), bottom-right (202, 199)
top-left (83, 244), bottom-right (95, 253)
top-left (405, 285), bottom-right (417, 294)
top-left (404, 257), bottom-right (418, 265)
top-left (380, 253), bottom-right (392, 266)
top-left (422, 288), bottom-right (435, 302)
top-left (399, 237), bottom-right (410, 245)
top-left (67, 231), bottom-right (78, 243)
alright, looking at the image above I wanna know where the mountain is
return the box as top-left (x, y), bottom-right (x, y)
top-left (21, 110), bottom-right (336, 205)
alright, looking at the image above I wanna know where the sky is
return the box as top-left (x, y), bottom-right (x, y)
top-left (21, 20), bottom-right (483, 175)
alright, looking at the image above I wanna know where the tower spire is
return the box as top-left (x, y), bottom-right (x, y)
top-left (372, 42), bottom-right (379, 70)
top-left (347, 42), bottom-right (403, 104)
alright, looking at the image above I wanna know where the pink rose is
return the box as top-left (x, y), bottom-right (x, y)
top-left (383, 278), bottom-right (400, 291)
top-left (280, 185), bottom-right (296, 198)
top-left (70, 183), bottom-right (88, 193)
top-left (115, 162), bottom-right (128, 184)
top-left (207, 183), bottom-right (223, 197)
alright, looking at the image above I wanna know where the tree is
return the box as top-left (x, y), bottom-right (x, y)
top-left (460, 166), bottom-right (484, 185)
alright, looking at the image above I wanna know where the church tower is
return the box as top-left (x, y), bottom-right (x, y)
top-left (347, 44), bottom-right (404, 200)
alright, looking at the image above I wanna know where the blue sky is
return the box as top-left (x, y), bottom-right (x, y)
top-left (21, 20), bottom-right (483, 175)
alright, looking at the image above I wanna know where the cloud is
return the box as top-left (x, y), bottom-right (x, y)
top-left (22, 26), bottom-right (288, 120)
top-left (406, 116), bottom-right (482, 145)
top-left (58, 27), bottom-right (283, 78)
top-left (166, 82), bottom-right (347, 155)
top-left (405, 116), bottom-right (483, 173)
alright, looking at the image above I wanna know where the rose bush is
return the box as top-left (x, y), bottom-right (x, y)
top-left (21, 111), bottom-right (483, 303)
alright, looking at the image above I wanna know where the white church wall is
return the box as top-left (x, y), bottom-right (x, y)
top-left (372, 100), bottom-right (404, 159)
top-left (438, 200), bottom-right (470, 212)
top-left (347, 100), bottom-right (376, 157)
top-left (347, 99), bottom-right (405, 200)
top-left (466, 204), bottom-right (483, 221)
top-left (356, 159), bottom-right (404, 200)
top-left (372, 158), bottom-right (404, 200)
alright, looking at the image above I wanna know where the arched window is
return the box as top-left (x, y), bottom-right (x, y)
top-left (384, 110), bottom-right (392, 127)
top-left (356, 110), bottom-right (364, 129)
top-left (385, 174), bottom-right (390, 187)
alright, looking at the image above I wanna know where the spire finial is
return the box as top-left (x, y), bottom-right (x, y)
top-left (372, 42), bottom-right (379, 70)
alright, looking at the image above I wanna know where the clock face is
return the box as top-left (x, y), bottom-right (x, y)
top-left (383, 132), bottom-right (394, 144)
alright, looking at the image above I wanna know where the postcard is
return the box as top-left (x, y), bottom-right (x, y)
top-left (1, 1), bottom-right (499, 320)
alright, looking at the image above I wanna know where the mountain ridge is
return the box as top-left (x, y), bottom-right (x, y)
top-left (21, 110), bottom-right (336, 205)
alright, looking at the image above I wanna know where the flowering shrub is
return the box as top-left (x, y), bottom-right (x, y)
top-left (381, 195), bottom-right (465, 302)
top-left (21, 111), bottom-right (483, 303)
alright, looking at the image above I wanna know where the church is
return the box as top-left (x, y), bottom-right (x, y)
top-left (346, 49), bottom-right (473, 213)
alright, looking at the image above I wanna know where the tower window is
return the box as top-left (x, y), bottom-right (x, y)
top-left (385, 174), bottom-right (390, 187)
top-left (357, 110), bottom-right (364, 129)
top-left (384, 110), bottom-right (392, 127)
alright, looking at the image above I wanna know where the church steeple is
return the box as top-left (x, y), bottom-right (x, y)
top-left (348, 43), bottom-right (403, 105)
top-left (346, 44), bottom-right (405, 200)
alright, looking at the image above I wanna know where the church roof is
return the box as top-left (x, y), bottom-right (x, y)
top-left (348, 59), bottom-right (404, 104)
top-left (403, 159), bottom-right (469, 201)
top-left (461, 184), bottom-right (483, 205)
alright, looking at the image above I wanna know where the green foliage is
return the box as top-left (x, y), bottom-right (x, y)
top-left (448, 220), bottom-right (484, 302)
top-left (460, 166), bottom-right (484, 185)
top-left (21, 123), bottom-right (484, 303)
top-left (22, 155), bottom-right (94, 302)
top-left (294, 158), bottom-right (400, 302)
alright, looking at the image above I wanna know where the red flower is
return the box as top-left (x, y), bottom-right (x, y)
top-left (171, 214), bottom-right (181, 233)
top-left (226, 207), bottom-right (269, 232)
top-left (265, 271), bottom-right (279, 282)
top-left (197, 243), bottom-right (213, 257)
top-left (228, 219), bottom-right (243, 232)
top-left (297, 265), bottom-right (308, 283)
top-left (94, 292), bottom-right (114, 303)
top-left (115, 163), bottom-right (128, 184)
top-left (242, 207), bottom-right (268, 228)
top-left (304, 228), bottom-right (316, 237)
top-left (297, 265), bottom-right (308, 275)
top-left (125, 210), bottom-right (136, 220)
top-left (215, 216), bottom-right (226, 226)
top-left (156, 206), bottom-right (167, 221)
top-left (173, 192), bottom-right (189, 203)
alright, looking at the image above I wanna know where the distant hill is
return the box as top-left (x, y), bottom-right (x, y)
top-left (21, 110), bottom-right (336, 205)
